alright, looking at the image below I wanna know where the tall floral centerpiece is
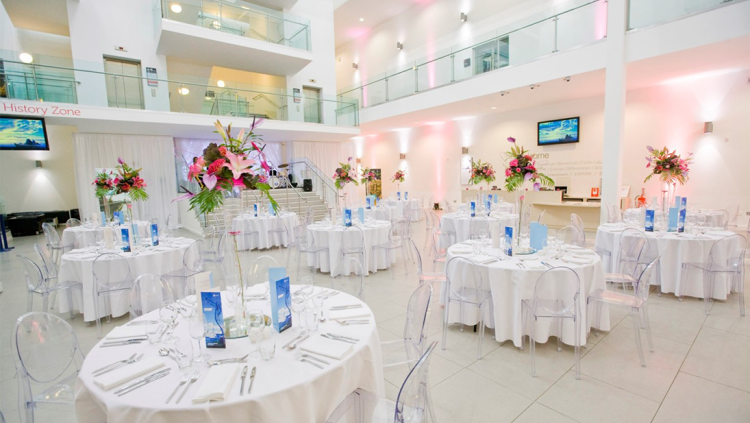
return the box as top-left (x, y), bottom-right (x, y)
top-left (176, 119), bottom-right (275, 331)
top-left (92, 158), bottom-right (148, 222)
top-left (503, 136), bottom-right (554, 248)
top-left (391, 169), bottom-right (406, 195)
top-left (333, 157), bottom-right (358, 209)
top-left (469, 159), bottom-right (496, 188)
top-left (360, 166), bottom-right (377, 197)
top-left (644, 146), bottom-right (692, 215)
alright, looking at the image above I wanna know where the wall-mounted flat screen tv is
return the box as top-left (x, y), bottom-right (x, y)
top-left (538, 117), bottom-right (579, 146)
top-left (0, 116), bottom-right (50, 151)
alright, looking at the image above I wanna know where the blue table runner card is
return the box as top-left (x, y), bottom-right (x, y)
top-left (678, 197), bottom-right (687, 233)
top-left (529, 222), bottom-right (547, 251)
top-left (201, 292), bottom-right (226, 348)
top-left (470, 202), bottom-right (476, 217)
top-left (150, 223), bottom-right (159, 246)
top-left (120, 227), bottom-right (131, 252)
top-left (344, 208), bottom-right (352, 227)
top-left (504, 226), bottom-right (513, 256)
top-left (358, 207), bottom-right (365, 224)
top-left (269, 268), bottom-right (291, 333)
top-left (645, 209), bottom-right (655, 232)
top-left (668, 207), bottom-right (679, 232)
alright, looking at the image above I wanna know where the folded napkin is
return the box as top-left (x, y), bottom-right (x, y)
top-left (561, 256), bottom-right (592, 265)
top-left (300, 335), bottom-right (353, 360)
top-left (105, 325), bottom-right (146, 340)
top-left (192, 363), bottom-right (240, 404)
top-left (707, 230), bottom-right (735, 237)
top-left (451, 247), bottom-right (473, 255)
top-left (93, 357), bottom-right (166, 391)
top-left (328, 310), bottom-right (370, 320)
top-left (571, 249), bottom-right (597, 256)
top-left (472, 255), bottom-right (498, 265)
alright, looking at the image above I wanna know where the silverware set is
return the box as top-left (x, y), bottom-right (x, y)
top-left (175, 370), bottom-right (201, 404)
top-left (282, 332), bottom-right (308, 349)
top-left (115, 368), bottom-right (171, 397)
top-left (329, 304), bottom-right (362, 311)
top-left (295, 352), bottom-right (329, 369)
top-left (335, 319), bottom-right (369, 325)
top-left (206, 354), bottom-right (249, 366)
top-left (101, 338), bottom-right (147, 348)
top-left (239, 366), bottom-right (257, 395)
top-left (321, 333), bottom-right (359, 344)
top-left (93, 353), bottom-right (144, 376)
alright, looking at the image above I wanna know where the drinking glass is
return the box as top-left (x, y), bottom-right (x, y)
top-left (159, 301), bottom-right (179, 343)
top-left (173, 338), bottom-right (194, 369)
top-left (246, 309), bottom-right (265, 358)
top-left (290, 291), bottom-right (308, 333)
top-left (547, 229), bottom-right (557, 251)
top-left (260, 328), bottom-right (277, 361)
top-left (146, 320), bottom-right (164, 344)
top-left (305, 308), bottom-right (320, 332)
top-left (188, 317), bottom-right (211, 363)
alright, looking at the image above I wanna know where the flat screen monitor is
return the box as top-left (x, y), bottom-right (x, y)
top-left (0, 115), bottom-right (50, 151)
top-left (538, 117), bottom-right (579, 146)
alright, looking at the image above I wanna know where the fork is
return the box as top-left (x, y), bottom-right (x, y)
top-left (93, 353), bottom-right (144, 376)
top-left (165, 373), bottom-right (190, 404)
top-left (176, 370), bottom-right (201, 404)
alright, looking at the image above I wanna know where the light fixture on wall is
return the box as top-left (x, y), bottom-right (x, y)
top-left (396, 42), bottom-right (403, 50)
top-left (462, 147), bottom-right (469, 154)
top-left (217, 80), bottom-right (225, 88)
top-left (359, 17), bottom-right (364, 22)
top-left (178, 87), bottom-right (190, 95)
top-left (399, 153), bottom-right (406, 160)
top-left (170, 4), bottom-right (182, 13)
top-left (460, 12), bottom-right (468, 22)
top-left (19, 52), bottom-right (33, 63)
top-left (704, 122), bottom-right (714, 134)
top-left (35, 160), bottom-right (43, 168)
top-left (352, 63), bottom-right (358, 70)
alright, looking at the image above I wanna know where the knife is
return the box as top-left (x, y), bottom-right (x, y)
top-left (126, 320), bottom-right (159, 326)
top-left (100, 340), bottom-right (144, 348)
top-left (326, 333), bottom-right (359, 342)
top-left (247, 366), bottom-right (256, 394)
top-left (114, 369), bottom-right (170, 395)
top-left (329, 304), bottom-right (362, 311)
top-left (239, 365), bottom-right (248, 395)
top-left (322, 334), bottom-right (356, 344)
top-left (116, 369), bottom-right (170, 396)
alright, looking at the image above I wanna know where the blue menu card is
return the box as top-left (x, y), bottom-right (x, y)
top-left (201, 292), bottom-right (226, 348)
top-left (120, 227), bottom-right (131, 252)
top-left (678, 197), bottom-right (687, 233)
top-left (254, 203), bottom-right (258, 217)
top-left (668, 207), bottom-right (679, 232)
top-left (344, 208), bottom-right (352, 227)
top-left (366, 197), bottom-right (371, 210)
top-left (269, 267), bottom-right (291, 333)
top-left (397, 192), bottom-right (401, 201)
top-left (150, 223), bottom-right (159, 246)
top-left (504, 226), bottom-right (513, 256)
top-left (470, 202), bottom-right (476, 217)
top-left (358, 207), bottom-right (365, 224)
top-left (645, 209), bottom-right (654, 232)
top-left (405, 192), bottom-right (408, 200)
top-left (529, 222), bottom-right (548, 251)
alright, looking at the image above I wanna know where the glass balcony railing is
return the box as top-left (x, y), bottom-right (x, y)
top-left (159, 0), bottom-right (311, 51)
top-left (0, 57), bottom-right (358, 127)
top-left (337, 0), bottom-right (607, 109)
top-left (627, 0), bottom-right (745, 30)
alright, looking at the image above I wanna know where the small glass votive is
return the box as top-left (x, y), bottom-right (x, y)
top-left (260, 328), bottom-right (277, 361)
top-left (305, 309), bottom-right (319, 332)
top-left (146, 321), bottom-right (164, 344)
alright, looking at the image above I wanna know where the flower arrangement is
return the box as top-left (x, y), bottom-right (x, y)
top-left (92, 158), bottom-right (149, 201)
top-left (391, 169), bottom-right (406, 183)
top-left (469, 159), bottom-right (496, 185)
top-left (333, 157), bottom-right (359, 189)
top-left (503, 137), bottom-right (554, 191)
top-left (178, 119), bottom-right (276, 215)
top-left (360, 166), bottom-right (377, 185)
top-left (644, 146), bottom-right (692, 185)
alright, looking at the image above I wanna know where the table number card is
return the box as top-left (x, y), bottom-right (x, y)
top-left (120, 227), bottom-right (132, 252)
top-left (668, 207), bottom-right (679, 232)
top-left (269, 267), bottom-right (291, 333)
top-left (645, 209), bottom-right (655, 232)
top-left (529, 222), bottom-right (547, 251)
top-left (504, 226), bottom-right (513, 256)
top-left (397, 192), bottom-right (401, 201)
top-left (254, 203), bottom-right (258, 217)
top-left (470, 202), bottom-right (476, 217)
top-left (366, 197), bottom-right (371, 210)
top-left (150, 223), bottom-right (159, 246)
top-left (485, 200), bottom-right (492, 216)
top-left (343, 209), bottom-right (352, 227)
top-left (678, 197), bottom-right (687, 233)
top-left (201, 292), bottom-right (226, 348)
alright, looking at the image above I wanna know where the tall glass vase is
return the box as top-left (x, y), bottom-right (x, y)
top-left (515, 190), bottom-right (523, 248)
top-left (100, 197), bottom-right (113, 224)
top-left (661, 182), bottom-right (676, 216)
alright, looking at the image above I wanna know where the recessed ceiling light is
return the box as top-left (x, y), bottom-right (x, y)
top-left (217, 80), bottom-right (225, 88)
top-left (178, 87), bottom-right (190, 95)
top-left (170, 4), bottom-right (182, 13)
top-left (19, 52), bottom-right (33, 63)
top-left (359, 18), bottom-right (364, 22)
top-left (490, 106), bottom-right (497, 110)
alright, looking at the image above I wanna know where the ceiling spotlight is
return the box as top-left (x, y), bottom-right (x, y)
top-left (170, 4), bottom-right (182, 13)
top-left (178, 87), bottom-right (190, 95)
top-left (359, 17), bottom-right (364, 22)
top-left (217, 80), bottom-right (225, 88)
top-left (19, 52), bottom-right (33, 63)
top-left (396, 42), bottom-right (403, 50)
top-left (530, 84), bottom-right (540, 90)
top-left (500, 91), bottom-right (509, 96)
top-left (352, 63), bottom-right (358, 70)
top-left (460, 12), bottom-right (468, 22)
top-left (563, 76), bottom-right (571, 82)
top-left (490, 106), bottom-right (497, 110)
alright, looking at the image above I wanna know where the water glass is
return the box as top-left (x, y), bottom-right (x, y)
top-left (173, 338), bottom-right (194, 369)
top-left (290, 292), bottom-right (308, 333)
top-left (188, 317), bottom-right (211, 362)
top-left (146, 320), bottom-right (164, 344)
top-left (305, 308), bottom-right (320, 332)
top-left (159, 301), bottom-right (178, 343)
top-left (259, 328), bottom-right (277, 361)
top-left (247, 309), bottom-right (265, 357)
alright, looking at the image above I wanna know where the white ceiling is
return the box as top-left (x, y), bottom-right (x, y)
top-left (1, 0), bottom-right (69, 36)
top-left (333, 0), bottom-right (417, 47)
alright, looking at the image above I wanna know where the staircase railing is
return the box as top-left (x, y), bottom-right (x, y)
top-left (285, 157), bottom-right (341, 211)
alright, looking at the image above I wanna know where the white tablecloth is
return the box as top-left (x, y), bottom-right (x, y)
top-left (74, 287), bottom-right (384, 423)
top-left (459, 202), bottom-right (515, 214)
top-left (440, 213), bottom-right (519, 248)
top-left (57, 238), bottom-right (195, 322)
top-left (623, 208), bottom-right (724, 228)
top-left (231, 213), bottom-right (299, 251)
top-left (380, 199), bottom-right (421, 222)
top-left (306, 221), bottom-right (394, 277)
top-left (63, 221), bottom-right (151, 249)
top-left (444, 244), bottom-right (609, 347)
top-left (363, 206), bottom-right (397, 223)
top-left (595, 225), bottom-right (741, 299)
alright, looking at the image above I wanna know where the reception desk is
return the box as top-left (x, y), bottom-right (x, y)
top-left (460, 189), bottom-right (601, 230)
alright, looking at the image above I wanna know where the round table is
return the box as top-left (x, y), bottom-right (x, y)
top-left (306, 221), bottom-right (394, 277)
top-left (439, 212), bottom-right (519, 248)
top-left (444, 243), bottom-right (609, 347)
top-left (63, 221), bottom-right (151, 250)
top-left (74, 287), bottom-right (384, 423)
top-left (623, 208), bottom-right (725, 228)
top-left (459, 202), bottom-right (515, 214)
top-left (363, 206), bottom-right (397, 222)
top-left (232, 212), bottom-right (299, 251)
top-left (57, 238), bottom-right (195, 321)
top-left (380, 199), bottom-right (421, 222)
top-left (595, 224), bottom-right (742, 299)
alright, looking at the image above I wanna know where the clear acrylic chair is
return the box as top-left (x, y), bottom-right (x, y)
top-left (13, 312), bottom-right (84, 423)
top-left (202, 233), bottom-right (231, 286)
top-left (607, 205), bottom-right (623, 223)
top-left (537, 209), bottom-right (546, 224)
top-left (588, 256), bottom-right (660, 367)
top-left (268, 217), bottom-right (289, 250)
top-left (718, 209), bottom-right (731, 229)
top-left (443, 256), bottom-right (493, 359)
top-left (680, 234), bottom-right (746, 316)
top-left (41, 223), bottom-right (64, 266)
top-left (92, 253), bottom-right (134, 337)
top-left (557, 225), bottom-right (586, 248)
top-left (65, 218), bottom-right (81, 228)
top-left (18, 256), bottom-right (81, 320)
top-left (428, 229), bottom-right (447, 271)
top-left (129, 274), bottom-right (176, 318)
top-left (422, 209), bottom-right (435, 251)
top-left (434, 210), bottom-right (456, 248)
top-left (332, 256), bottom-right (366, 300)
top-left (294, 225), bottom-right (329, 278)
top-left (34, 244), bottom-right (59, 284)
top-left (606, 228), bottom-right (649, 292)
top-left (469, 216), bottom-right (490, 241)
top-left (285, 223), bottom-right (307, 267)
top-left (570, 213), bottom-right (584, 233)
top-left (163, 240), bottom-right (206, 297)
top-left (411, 239), bottom-right (446, 288)
top-left (305, 206), bottom-right (315, 225)
top-left (725, 205), bottom-right (739, 227)
top-left (521, 267), bottom-right (582, 380)
top-left (372, 220), bottom-right (410, 279)
top-left (325, 341), bottom-right (439, 423)
top-left (382, 284), bottom-right (433, 369)
top-left (247, 255), bottom-right (280, 297)
top-left (333, 226), bottom-right (367, 278)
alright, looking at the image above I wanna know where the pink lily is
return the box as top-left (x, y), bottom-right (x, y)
top-left (223, 151), bottom-right (256, 180)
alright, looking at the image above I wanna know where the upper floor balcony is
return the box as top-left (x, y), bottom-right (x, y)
top-left (155, 0), bottom-right (313, 75)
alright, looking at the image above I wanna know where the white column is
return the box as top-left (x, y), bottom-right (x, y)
top-left (600, 0), bottom-right (628, 223)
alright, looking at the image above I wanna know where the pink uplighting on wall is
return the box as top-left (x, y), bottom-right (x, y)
top-left (594, 0), bottom-right (607, 40)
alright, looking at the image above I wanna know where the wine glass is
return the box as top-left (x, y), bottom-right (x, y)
top-left (290, 291), bottom-right (308, 333)
top-left (696, 214), bottom-right (707, 234)
top-left (188, 316), bottom-right (211, 363)
top-left (159, 301), bottom-right (179, 343)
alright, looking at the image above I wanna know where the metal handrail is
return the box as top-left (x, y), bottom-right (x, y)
top-left (285, 157), bottom-right (342, 210)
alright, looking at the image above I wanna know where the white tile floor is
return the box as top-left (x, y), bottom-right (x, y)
top-left (1, 220), bottom-right (748, 423)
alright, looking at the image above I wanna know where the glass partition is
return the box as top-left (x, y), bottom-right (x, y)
top-left (627, 0), bottom-right (744, 30)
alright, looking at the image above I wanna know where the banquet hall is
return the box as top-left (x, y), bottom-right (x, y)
top-left (0, 0), bottom-right (748, 422)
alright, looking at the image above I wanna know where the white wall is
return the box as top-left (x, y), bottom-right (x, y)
top-left (360, 70), bottom-right (750, 219)
top-left (0, 125), bottom-right (79, 213)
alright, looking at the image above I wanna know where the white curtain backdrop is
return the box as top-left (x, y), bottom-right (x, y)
top-left (73, 134), bottom-right (178, 227)
top-left (291, 141), bottom-right (358, 206)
